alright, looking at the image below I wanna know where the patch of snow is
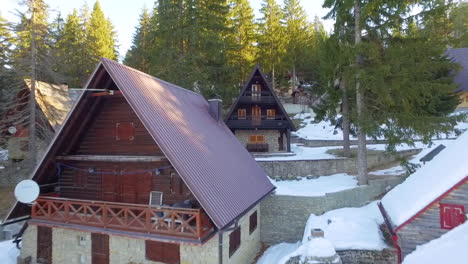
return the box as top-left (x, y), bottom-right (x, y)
top-left (403, 222), bottom-right (468, 264)
top-left (270, 174), bottom-right (358, 197)
top-left (0, 240), bottom-right (19, 264)
top-left (278, 238), bottom-right (340, 264)
top-left (0, 149), bottom-right (8, 161)
top-left (256, 242), bottom-right (301, 264)
top-left (256, 144), bottom-right (341, 161)
top-left (303, 202), bottom-right (387, 251)
top-left (381, 131), bottom-right (468, 227)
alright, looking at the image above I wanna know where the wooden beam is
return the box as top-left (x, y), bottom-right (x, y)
top-left (56, 155), bottom-right (168, 162)
top-left (90, 90), bottom-right (122, 97)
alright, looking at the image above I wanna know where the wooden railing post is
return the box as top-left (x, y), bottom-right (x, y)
top-left (146, 207), bottom-right (151, 233)
top-left (103, 203), bottom-right (107, 228)
top-left (196, 211), bottom-right (201, 238)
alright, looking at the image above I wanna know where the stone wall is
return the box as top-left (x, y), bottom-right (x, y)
top-left (260, 177), bottom-right (404, 244)
top-left (337, 249), bottom-right (397, 264)
top-left (258, 149), bottom-right (419, 179)
top-left (52, 228), bottom-right (92, 264)
top-left (291, 138), bottom-right (389, 148)
top-left (19, 224), bottom-right (37, 262)
top-left (18, 205), bottom-right (261, 264)
top-left (235, 130), bottom-right (285, 153)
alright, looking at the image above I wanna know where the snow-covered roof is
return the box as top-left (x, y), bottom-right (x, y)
top-left (381, 132), bottom-right (468, 227)
top-left (402, 222), bottom-right (468, 264)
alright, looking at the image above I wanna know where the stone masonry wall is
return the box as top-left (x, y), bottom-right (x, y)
top-left (19, 224), bottom-right (37, 262)
top-left (110, 236), bottom-right (164, 264)
top-left (258, 149), bottom-right (419, 179)
top-left (337, 249), bottom-right (397, 264)
top-left (52, 228), bottom-right (91, 264)
top-left (260, 178), bottom-right (404, 244)
top-left (235, 130), bottom-right (284, 152)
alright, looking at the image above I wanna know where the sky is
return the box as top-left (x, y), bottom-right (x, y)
top-left (1, 0), bottom-right (334, 61)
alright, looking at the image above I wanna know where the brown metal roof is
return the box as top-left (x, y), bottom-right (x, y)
top-left (100, 58), bottom-right (274, 229)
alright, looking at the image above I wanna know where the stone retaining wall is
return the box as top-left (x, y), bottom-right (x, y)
top-left (260, 177), bottom-right (404, 244)
top-left (258, 149), bottom-right (419, 179)
top-left (337, 249), bottom-right (397, 264)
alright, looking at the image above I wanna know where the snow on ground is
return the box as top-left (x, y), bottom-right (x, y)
top-left (0, 240), bottom-right (19, 264)
top-left (277, 238), bottom-right (340, 264)
top-left (382, 131), bottom-right (468, 227)
top-left (292, 112), bottom-right (468, 141)
top-left (369, 139), bottom-right (455, 176)
top-left (303, 202), bottom-right (387, 251)
top-left (256, 242), bottom-right (301, 264)
top-left (403, 223), bottom-right (468, 264)
top-left (256, 202), bottom-right (387, 264)
top-left (270, 173), bottom-right (358, 197)
top-left (255, 144), bottom-right (341, 161)
top-left (0, 149), bottom-right (8, 161)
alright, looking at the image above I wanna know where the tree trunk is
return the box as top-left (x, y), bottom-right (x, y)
top-left (272, 64), bottom-right (276, 91)
top-left (340, 80), bottom-right (351, 157)
top-left (28, 0), bottom-right (37, 167)
top-left (354, 0), bottom-right (368, 185)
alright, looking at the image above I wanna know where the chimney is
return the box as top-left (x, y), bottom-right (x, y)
top-left (208, 99), bottom-right (222, 122)
top-left (310, 228), bottom-right (324, 239)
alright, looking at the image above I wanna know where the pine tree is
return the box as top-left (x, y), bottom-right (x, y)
top-left (227, 0), bottom-right (257, 87)
top-left (257, 0), bottom-right (286, 90)
top-left (451, 2), bottom-right (468, 47)
top-left (282, 0), bottom-right (308, 90)
top-left (57, 9), bottom-right (88, 87)
top-left (86, 1), bottom-right (117, 70)
top-left (124, 7), bottom-right (151, 73)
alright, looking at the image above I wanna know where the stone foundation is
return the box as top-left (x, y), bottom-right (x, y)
top-left (18, 206), bottom-right (261, 264)
top-left (235, 130), bottom-right (287, 153)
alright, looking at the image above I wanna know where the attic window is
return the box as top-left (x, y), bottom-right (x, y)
top-left (440, 203), bottom-right (466, 230)
top-left (267, 109), bottom-right (276, 119)
top-left (116, 122), bottom-right (135, 141)
top-left (252, 84), bottom-right (261, 100)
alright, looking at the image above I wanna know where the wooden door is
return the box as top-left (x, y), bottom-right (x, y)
top-left (121, 173), bottom-right (137, 203)
top-left (102, 174), bottom-right (117, 202)
top-left (37, 226), bottom-right (52, 264)
top-left (252, 106), bottom-right (261, 126)
top-left (92, 233), bottom-right (109, 264)
top-left (136, 172), bottom-right (153, 204)
top-left (278, 133), bottom-right (284, 151)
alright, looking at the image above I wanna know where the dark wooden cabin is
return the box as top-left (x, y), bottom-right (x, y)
top-left (5, 58), bottom-right (274, 264)
top-left (379, 133), bottom-right (468, 263)
top-left (225, 66), bottom-right (296, 153)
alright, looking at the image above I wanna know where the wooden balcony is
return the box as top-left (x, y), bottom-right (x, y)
top-left (246, 143), bottom-right (269, 152)
top-left (238, 95), bottom-right (276, 104)
top-left (226, 118), bottom-right (290, 129)
top-left (31, 196), bottom-right (214, 241)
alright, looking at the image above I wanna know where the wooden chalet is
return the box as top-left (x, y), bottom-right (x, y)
top-left (379, 132), bottom-right (468, 263)
top-left (4, 58), bottom-right (274, 264)
top-left (1, 80), bottom-right (81, 160)
top-left (225, 66), bottom-right (296, 153)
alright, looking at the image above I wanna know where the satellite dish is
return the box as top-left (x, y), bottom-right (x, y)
top-left (14, 180), bottom-right (40, 203)
top-left (7, 126), bottom-right (17, 135)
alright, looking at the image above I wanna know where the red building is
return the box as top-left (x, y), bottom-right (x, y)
top-left (4, 58), bottom-right (274, 264)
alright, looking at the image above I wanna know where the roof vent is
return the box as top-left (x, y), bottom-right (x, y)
top-left (208, 99), bottom-right (222, 122)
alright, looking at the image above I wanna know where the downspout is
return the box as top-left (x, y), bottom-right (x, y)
top-left (378, 202), bottom-right (402, 264)
top-left (218, 219), bottom-right (239, 264)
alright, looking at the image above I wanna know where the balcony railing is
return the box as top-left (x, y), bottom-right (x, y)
top-left (226, 119), bottom-right (290, 129)
top-left (238, 96), bottom-right (276, 104)
top-left (31, 196), bottom-right (214, 240)
top-left (246, 143), bottom-right (269, 152)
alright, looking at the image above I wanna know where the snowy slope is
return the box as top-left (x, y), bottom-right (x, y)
top-left (0, 240), bottom-right (19, 264)
top-left (402, 223), bottom-right (468, 264)
top-left (381, 131), bottom-right (468, 227)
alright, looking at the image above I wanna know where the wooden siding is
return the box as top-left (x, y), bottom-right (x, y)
top-left (74, 96), bottom-right (161, 156)
top-left (58, 161), bottom-right (193, 206)
top-left (398, 179), bottom-right (468, 259)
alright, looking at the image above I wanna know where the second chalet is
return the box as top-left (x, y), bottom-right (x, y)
top-left (4, 58), bottom-right (275, 264)
top-left (225, 66), bottom-right (296, 153)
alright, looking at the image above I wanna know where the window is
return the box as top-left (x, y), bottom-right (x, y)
top-left (249, 211), bottom-right (258, 234)
top-left (252, 84), bottom-right (261, 100)
top-left (237, 109), bottom-right (246, 119)
top-left (249, 135), bottom-right (265, 144)
top-left (116, 122), bottom-right (135, 141)
top-left (440, 203), bottom-right (466, 230)
top-left (146, 240), bottom-right (180, 263)
top-left (229, 226), bottom-right (241, 257)
top-left (266, 109), bottom-right (276, 119)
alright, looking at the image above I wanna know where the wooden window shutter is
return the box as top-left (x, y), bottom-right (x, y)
top-left (115, 122), bottom-right (135, 141)
top-left (249, 211), bottom-right (258, 234)
top-left (440, 203), bottom-right (466, 230)
top-left (249, 135), bottom-right (257, 143)
top-left (37, 226), bottom-right (52, 264)
top-left (229, 226), bottom-right (241, 257)
top-left (267, 109), bottom-right (276, 119)
top-left (257, 135), bottom-right (265, 143)
top-left (238, 109), bottom-right (246, 119)
top-left (146, 240), bottom-right (180, 264)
